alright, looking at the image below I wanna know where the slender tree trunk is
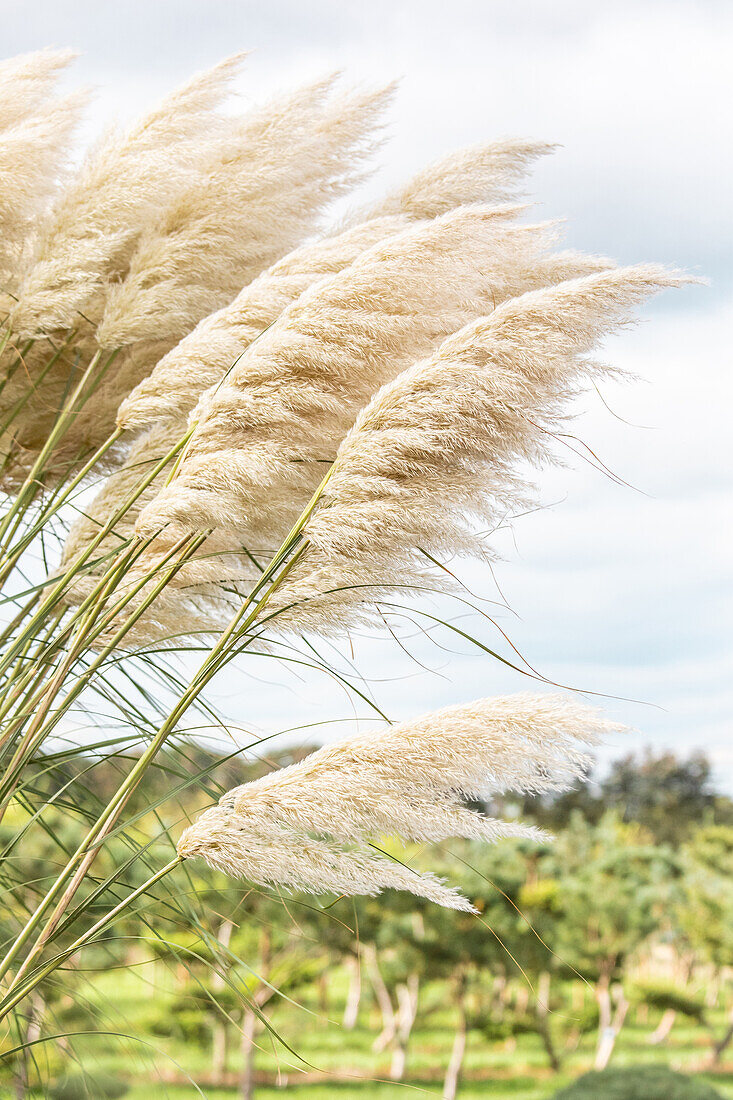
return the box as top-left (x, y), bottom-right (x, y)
top-left (706, 970), bottom-right (720, 1009)
top-left (211, 918), bottom-right (234, 1081)
top-left (240, 1008), bottom-right (258, 1100)
top-left (710, 1003), bottom-right (733, 1067)
top-left (212, 1021), bottom-right (229, 1084)
top-left (390, 973), bottom-right (419, 1080)
top-left (594, 979), bottom-right (628, 1070)
top-left (648, 1008), bottom-right (676, 1045)
top-left (342, 953), bottom-right (362, 1030)
top-left (364, 944), bottom-right (396, 1053)
top-left (443, 973), bottom-right (467, 1100)
top-left (317, 969), bottom-right (329, 1013)
top-left (491, 974), bottom-right (507, 1020)
top-left (536, 971), bottom-right (561, 1071)
top-left (515, 981), bottom-right (530, 1016)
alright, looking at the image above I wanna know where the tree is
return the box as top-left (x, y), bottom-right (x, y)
top-left (518, 751), bottom-right (731, 845)
top-left (547, 813), bottom-right (678, 1069)
top-left (674, 825), bottom-right (733, 1065)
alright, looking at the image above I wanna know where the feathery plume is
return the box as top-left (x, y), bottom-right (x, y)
top-left (134, 206), bottom-right (555, 542)
top-left (117, 214), bottom-right (414, 432)
top-left (0, 90), bottom-right (89, 294)
top-left (58, 248), bottom-right (616, 639)
top-left (2, 77), bottom-right (392, 482)
top-left (362, 138), bottom-right (554, 221)
top-left (96, 77), bottom-right (394, 350)
top-left (258, 264), bottom-right (687, 636)
top-left (118, 136), bottom-right (551, 434)
top-left (0, 49), bottom-right (77, 133)
top-left (10, 53), bottom-right (248, 337)
top-left (178, 694), bottom-right (618, 909)
top-left (61, 217), bottom-right (418, 566)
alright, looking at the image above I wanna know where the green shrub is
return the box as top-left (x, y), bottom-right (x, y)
top-left (49, 1072), bottom-right (129, 1100)
top-left (632, 979), bottom-right (707, 1021)
top-left (553, 1066), bottom-right (724, 1100)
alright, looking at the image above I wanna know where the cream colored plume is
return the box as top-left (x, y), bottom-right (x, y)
top-left (58, 247), bottom-right (616, 638)
top-left (258, 264), bottom-right (686, 636)
top-left (362, 138), bottom-right (554, 221)
top-left (10, 53), bottom-right (248, 336)
top-left (0, 49), bottom-right (76, 133)
top-left (116, 214), bottom-right (415, 431)
top-left (96, 76), bottom-right (394, 349)
top-left (118, 137), bottom-right (550, 433)
top-left (27, 77), bottom-right (391, 474)
top-left (134, 206), bottom-right (558, 542)
top-left (178, 694), bottom-right (617, 909)
top-left (4, 68), bottom-right (393, 481)
top-left (60, 217), bottom-right (416, 562)
top-left (0, 55), bottom-right (86, 294)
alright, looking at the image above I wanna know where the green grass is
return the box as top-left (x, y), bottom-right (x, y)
top-left (5, 962), bottom-right (733, 1099)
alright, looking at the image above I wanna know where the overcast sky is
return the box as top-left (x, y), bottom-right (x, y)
top-left (4, 1), bottom-right (732, 785)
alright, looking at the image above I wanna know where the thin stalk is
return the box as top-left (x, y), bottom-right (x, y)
top-left (0, 429), bottom-right (190, 677)
top-left (0, 857), bottom-right (182, 1019)
top-left (0, 467), bottom-right (333, 1000)
top-left (0, 427), bottom-right (124, 588)
top-left (0, 533), bottom-right (208, 810)
top-left (0, 344), bottom-right (102, 546)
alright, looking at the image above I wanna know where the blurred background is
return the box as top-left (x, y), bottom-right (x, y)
top-left (1, 2), bottom-right (731, 1098)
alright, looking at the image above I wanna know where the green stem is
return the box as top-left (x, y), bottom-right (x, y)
top-left (0, 857), bottom-right (182, 1018)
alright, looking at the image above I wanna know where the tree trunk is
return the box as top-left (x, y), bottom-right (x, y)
top-left (648, 1008), bottom-right (676, 1045)
top-left (342, 954), bottom-right (362, 1030)
top-left (491, 974), bottom-right (507, 1020)
top-left (211, 918), bottom-right (234, 1081)
top-left (536, 971), bottom-right (561, 1071)
top-left (12, 992), bottom-right (45, 1100)
top-left (710, 1003), bottom-right (733, 1067)
top-left (514, 981), bottom-right (530, 1016)
top-left (317, 970), bottom-right (329, 1013)
top-left (212, 1021), bottom-right (229, 1083)
top-left (363, 944), bottom-right (396, 1053)
top-left (390, 973), bottom-right (419, 1080)
top-left (706, 970), bottom-right (720, 1009)
top-left (443, 974), bottom-right (467, 1100)
top-left (594, 978), bottom-right (628, 1070)
top-left (240, 1008), bottom-right (258, 1100)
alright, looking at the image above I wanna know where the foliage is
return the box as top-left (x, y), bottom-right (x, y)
top-left (49, 1073), bottom-right (129, 1100)
top-left (553, 1066), bottom-right (725, 1100)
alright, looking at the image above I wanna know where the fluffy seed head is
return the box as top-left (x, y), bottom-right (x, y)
top-left (117, 135), bottom-right (550, 433)
top-left (96, 77), bottom-right (394, 350)
top-left (0, 49), bottom-right (77, 133)
top-left (10, 53), bottom-right (248, 336)
top-left (258, 264), bottom-right (686, 635)
top-left (133, 205), bottom-right (555, 542)
top-left (364, 138), bottom-right (555, 220)
top-left (178, 694), bottom-right (619, 908)
top-left (116, 213), bottom-right (415, 432)
top-left (0, 60), bottom-right (87, 293)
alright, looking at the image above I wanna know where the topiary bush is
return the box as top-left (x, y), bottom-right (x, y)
top-left (553, 1066), bottom-right (724, 1100)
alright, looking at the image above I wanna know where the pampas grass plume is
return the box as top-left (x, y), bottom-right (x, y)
top-left (178, 694), bottom-right (620, 909)
top-left (134, 205), bottom-right (552, 540)
top-left (10, 53), bottom-right (248, 336)
top-left (262, 265), bottom-right (687, 635)
top-left (96, 77), bottom-right (394, 349)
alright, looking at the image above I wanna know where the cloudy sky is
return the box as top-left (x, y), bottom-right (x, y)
top-left (5, 1), bottom-right (731, 783)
